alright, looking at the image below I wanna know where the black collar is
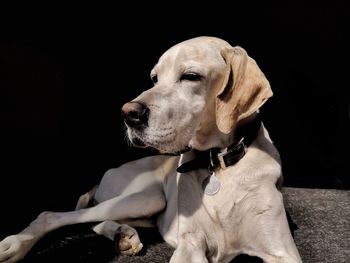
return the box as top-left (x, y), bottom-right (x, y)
top-left (177, 115), bottom-right (262, 173)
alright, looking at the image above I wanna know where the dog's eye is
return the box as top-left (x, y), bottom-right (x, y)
top-left (180, 72), bottom-right (202, 82)
top-left (151, 75), bottom-right (158, 84)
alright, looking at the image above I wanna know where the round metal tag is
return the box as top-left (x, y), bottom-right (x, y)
top-left (203, 171), bottom-right (221, 196)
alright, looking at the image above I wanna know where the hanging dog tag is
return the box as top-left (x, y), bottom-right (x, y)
top-left (203, 171), bottom-right (221, 196)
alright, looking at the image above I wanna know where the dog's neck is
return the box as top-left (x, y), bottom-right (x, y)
top-left (177, 113), bottom-right (261, 173)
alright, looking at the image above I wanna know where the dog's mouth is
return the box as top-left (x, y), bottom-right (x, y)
top-left (128, 130), bottom-right (192, 155)
top-left (129, 136), bottom-right (147, 148)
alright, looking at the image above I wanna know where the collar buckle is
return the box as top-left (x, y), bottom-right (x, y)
top-left (217, 149), bottom-right (228, 169)
top-left (216, 137), bottom-right (246, 170)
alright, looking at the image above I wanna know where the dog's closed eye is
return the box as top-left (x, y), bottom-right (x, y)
top-left (180, 72), bottom-right (203, 82)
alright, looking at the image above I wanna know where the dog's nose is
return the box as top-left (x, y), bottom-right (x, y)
top-left (121, 101), bottom-right (149, 128)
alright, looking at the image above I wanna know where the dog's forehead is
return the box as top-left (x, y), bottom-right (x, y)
top-left (155, 37), bottom-right (230, 71)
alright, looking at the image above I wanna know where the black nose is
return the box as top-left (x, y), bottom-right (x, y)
top-left (121, 101), bottom-right (149, 128)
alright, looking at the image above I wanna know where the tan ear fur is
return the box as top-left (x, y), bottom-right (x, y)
top-left (216, 46), bottom-right (273, 134)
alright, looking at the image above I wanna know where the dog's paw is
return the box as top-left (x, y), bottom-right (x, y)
top-left (0, 234), bottom-right (34, 263)
top-left (114, 225), bottom-right (143, 256)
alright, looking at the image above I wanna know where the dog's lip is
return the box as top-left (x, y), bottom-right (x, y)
top-left (132, 135), bottom-right (191, 155)
top-left (131, 136), bottom-right (146, 148)
top-left (130, 129), bottom-right (191, 154)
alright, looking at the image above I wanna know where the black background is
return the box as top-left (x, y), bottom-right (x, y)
top-left (0, 5), bottom-right (348, 238)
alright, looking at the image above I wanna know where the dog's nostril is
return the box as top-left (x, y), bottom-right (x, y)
top-left (129, 108), bottom-right (146, 119)
top-left (121, 101), bottom-right (149, 128)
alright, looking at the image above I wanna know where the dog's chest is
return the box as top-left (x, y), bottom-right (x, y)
top-left (177, 169), bottom-right (246, 258)
top-left (158, 167), bottom-right (243, 247)
top-left (178, 168), bottom-right (244, 221)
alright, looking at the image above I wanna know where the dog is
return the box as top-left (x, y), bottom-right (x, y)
top-left (0, 37), bottom-right (302, 263)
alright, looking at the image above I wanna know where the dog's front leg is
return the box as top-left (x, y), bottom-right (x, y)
top-left (245, 186), bottom-right (302, 263)
top-left (0, 190), bottom-right (165, 263)
top-left (170, 232), bottom-right (208, 263)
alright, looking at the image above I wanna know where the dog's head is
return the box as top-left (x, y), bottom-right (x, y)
top-left (122, 37), bottom-right (272, 154)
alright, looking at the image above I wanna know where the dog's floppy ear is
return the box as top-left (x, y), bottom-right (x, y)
top-left (216, 46), bottom-right (272, 134)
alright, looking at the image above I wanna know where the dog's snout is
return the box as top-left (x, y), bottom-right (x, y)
top-left (122, 101), bottom-right (149, 128)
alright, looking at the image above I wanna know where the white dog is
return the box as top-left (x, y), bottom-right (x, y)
top-left (0, 37), bottom-right (301, 263)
